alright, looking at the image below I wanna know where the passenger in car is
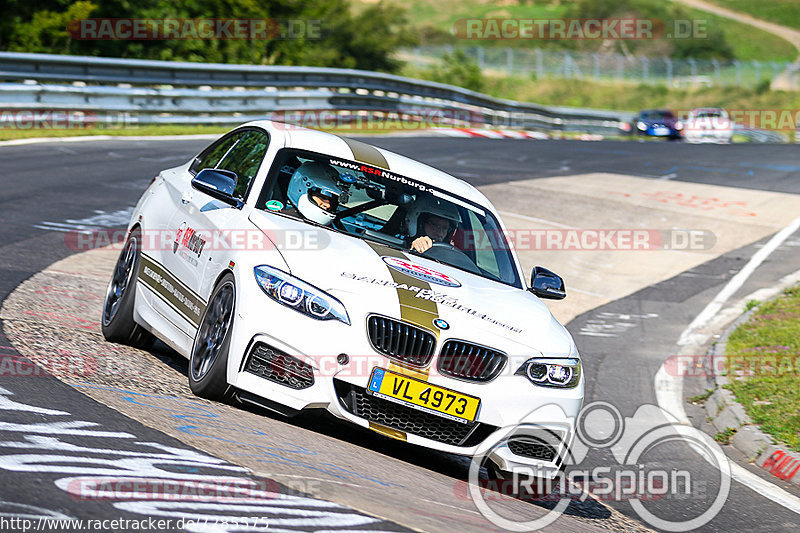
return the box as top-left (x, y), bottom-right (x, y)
top-left (410, 213), bottom-right (453, 253)
top-left (404, 197), bottom-right (461, 253)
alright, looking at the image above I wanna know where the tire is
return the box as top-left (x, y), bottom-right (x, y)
top-left (188, 273), bottom-right (235, 400)
top-left (101, 227), bottom-right (155, 349)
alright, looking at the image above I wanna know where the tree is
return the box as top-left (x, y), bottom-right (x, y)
top-left (2, 0), bottom-right (417, 73)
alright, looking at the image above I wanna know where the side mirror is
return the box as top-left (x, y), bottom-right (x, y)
top-left (529, 266), bottom-right (566, 300)
top-left (191, 168), bottom-right (242, 208)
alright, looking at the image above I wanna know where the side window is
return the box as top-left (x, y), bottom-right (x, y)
top-left (465, 210), bottom-right (501, 278)
top-left (215, 130), bottom-right (270, 200)
top-left (191, 134), bottom-right (240, 174)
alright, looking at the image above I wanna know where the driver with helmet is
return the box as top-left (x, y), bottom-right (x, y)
top-left (286, 161), bottom-right (342, 226)
top-left (405, 196), bottom-right (461, 253)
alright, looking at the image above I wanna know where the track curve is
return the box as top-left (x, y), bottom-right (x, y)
top-left (1, 136), bottom-right (800, 532)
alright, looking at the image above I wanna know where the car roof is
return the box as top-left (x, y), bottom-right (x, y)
top-left (690, 107), bottom-right (725, 113)
top-left (241, 120), bottom-right (493, 210)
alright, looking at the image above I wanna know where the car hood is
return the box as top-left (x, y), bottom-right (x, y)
top-left (249, 210), bottom-right (575, 357)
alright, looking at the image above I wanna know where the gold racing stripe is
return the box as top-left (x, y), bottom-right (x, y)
top-left (339, 137), bottom-right (390, 169)
top-left (365, 241), bottom-right (439, 380)
top-left (368, 422), bottom-right (407, 441)
top-left (340, 141), bottom-right (438, 381)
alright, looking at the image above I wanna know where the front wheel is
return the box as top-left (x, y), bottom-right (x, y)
top-left (101, 227), bottom-right (154, 349)
top-left (189, 273), bottom-right (236, 400)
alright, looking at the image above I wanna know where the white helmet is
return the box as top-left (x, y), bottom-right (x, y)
top-left (405, 195), bottom-right (461, 240)
top-left (287, 162), bottom-right (342, 226)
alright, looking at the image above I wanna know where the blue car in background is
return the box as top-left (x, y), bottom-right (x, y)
top-left (630, 109), bottom-right (683, 139)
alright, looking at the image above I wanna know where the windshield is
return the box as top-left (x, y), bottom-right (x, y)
top-left (641, 110), bottom-right (674, 119)
top-left (694, 110), bottom-right (725, 118)
top-left (256, 148), bottom-right (521, 287)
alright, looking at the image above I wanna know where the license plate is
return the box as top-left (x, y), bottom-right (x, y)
top-left (654, 127), bottom-right (669, 135)
top-left (367, 368), bottom-right (480, 423)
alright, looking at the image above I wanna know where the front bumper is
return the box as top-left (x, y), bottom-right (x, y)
top-left (229, 328), bottom-right (582, 473)
top-left (227, 268), bottom-right (582, 472)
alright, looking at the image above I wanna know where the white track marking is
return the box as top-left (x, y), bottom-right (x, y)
top-left (678, 216), bottom-right (800, 347)
top-left (568, 286), bottom-right (607, 298)
top-left (656, 216), bottom-right (800, 514)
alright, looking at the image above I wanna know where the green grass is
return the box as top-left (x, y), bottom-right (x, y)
top-left (405, 66), bottom-right (800, 113)
top-left (714, 427), bottom-right (737, 444)
top-left (683, 6), bottom-right (797, 62)
top-left (0, 119), bottom-right (461, 141)
top-left (362, 0), bottom-right (796, 62)
top-left (689, 389), bottom-right (715, 404)
top-left (356, 0), bottom-right (568, 33)
top-left (705, 0), bottom-right (800, 31)
top-left (725, 286), bottom-right (800, 452)
top-left (0, 124), bottom-right (231, 141)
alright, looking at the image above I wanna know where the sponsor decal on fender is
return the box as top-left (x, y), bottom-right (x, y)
top-left (139, 254), bottom-right (206, 326)
top-left (174, 222), bottom-right (207, 257)
top-left (382, 256), bottom-right (461, 288)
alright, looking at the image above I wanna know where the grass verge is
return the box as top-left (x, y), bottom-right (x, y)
top-left (705, 0), bottom-right (800, 32)
top-left (364, 0), bottom-right (796, 62)
top-left (0, 122), bottom-right (452, 142)
top-left (725, 286), bottom-right (800, 452)
top-left (405, 65), bottom-right (800, 114)
top-left (0, 125), bottom-right (231, 142)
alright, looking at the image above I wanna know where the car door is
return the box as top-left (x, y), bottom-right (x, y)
top-left (162, 128), bottom-right (271, 335)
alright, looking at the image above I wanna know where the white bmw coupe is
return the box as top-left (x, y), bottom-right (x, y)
top-left (102, 120), bottom-right (583, 477)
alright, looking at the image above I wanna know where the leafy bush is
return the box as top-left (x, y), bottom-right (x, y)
top-left (1, 0), bottom-right (416, 72)
top-left (424, 50), bottom-right (486, 92)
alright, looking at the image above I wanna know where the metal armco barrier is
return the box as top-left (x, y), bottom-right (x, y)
top-left (0, 52), bottom-right (630, 133)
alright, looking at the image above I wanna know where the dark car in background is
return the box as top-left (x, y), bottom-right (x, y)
top-left (629, 109), bottom-right (683, 139)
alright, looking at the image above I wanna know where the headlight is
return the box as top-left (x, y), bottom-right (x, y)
top-left (636, 121), bottom-right (647, 130)
top-left (516, 358), bottom-right (581, 388)
top-left (675, 121), bottom-right (683, 130)
top-left (254, 265), bottom-right (350, 325)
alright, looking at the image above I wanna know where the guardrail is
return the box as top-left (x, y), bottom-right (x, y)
top-left (0, 52), bottom-right (631, 134)
top-left (0, 52), bottom-right (792, 142)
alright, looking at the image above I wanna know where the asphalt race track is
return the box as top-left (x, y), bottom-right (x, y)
top-left (1, 136), bottom-right (800, 532)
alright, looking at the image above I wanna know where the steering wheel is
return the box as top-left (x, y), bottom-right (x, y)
top-left (423, 242), bottom-right (455, 252)
top-left (422, 242), bottom-right (481, 274)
